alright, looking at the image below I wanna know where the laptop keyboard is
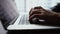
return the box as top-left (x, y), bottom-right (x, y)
top-left (19, 14), bottom-right (30, 25)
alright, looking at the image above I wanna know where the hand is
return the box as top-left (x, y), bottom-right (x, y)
top-left (29, 6), bottom-right (60, 25)
top-left (29, 6), bottom-right (56, 20)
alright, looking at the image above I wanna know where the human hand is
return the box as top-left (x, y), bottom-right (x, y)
top-left (29, 6), bottom-right (60, 25)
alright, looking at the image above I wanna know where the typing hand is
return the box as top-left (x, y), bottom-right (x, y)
top-left (29, 6), bottom-right (60, 25)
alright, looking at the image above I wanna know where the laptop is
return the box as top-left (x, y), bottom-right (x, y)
top-left (0, 0), bottom-right (60, 30)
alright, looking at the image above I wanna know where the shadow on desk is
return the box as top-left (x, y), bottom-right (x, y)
top-left (7, 29), bottom-right (60, 34)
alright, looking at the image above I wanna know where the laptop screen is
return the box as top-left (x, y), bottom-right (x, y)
top-left (0, 0), bottom-right (19, 29)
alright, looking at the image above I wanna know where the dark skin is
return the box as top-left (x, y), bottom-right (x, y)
top-left (29, 6), bottom-right (60, 26)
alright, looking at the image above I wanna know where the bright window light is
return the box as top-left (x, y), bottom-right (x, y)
top-left (14, 0), bottom-right (60, 13)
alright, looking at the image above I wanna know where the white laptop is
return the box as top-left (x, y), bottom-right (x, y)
top-left (7, 13), bottom-right (60, 30)
top-left (0, 0), bottom-right (60, 30)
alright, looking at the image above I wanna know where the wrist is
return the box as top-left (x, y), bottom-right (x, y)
top-left (55, 13), bottom-right (60, 17)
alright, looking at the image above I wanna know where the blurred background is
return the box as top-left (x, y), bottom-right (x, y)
top-left (15, 0), bottom-right (60, 13)
top-left (0, 0), bottom-right (60, 34)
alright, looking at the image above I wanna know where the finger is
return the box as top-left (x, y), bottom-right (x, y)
top-left (29, 14), bottom-right (45, 21)
top-left (34, 6), bottom-right (47, 12)
top-left (30, 9), bottom-right (43, 16)
top-left (29, 14), bottom-right (39, 21)
top-left (29, 8), bottom-right (34, 15)
top-left (30, 9), bottom-right (38, 15)
top-left (30, 9), bottom-right (45, 17)
top-left (34, 6), bottom-right (43, 9)
top-left (29, 6), bottom-right (44, 15)
top-left (29, 9), bottom-right (41, 17)
top-left (29, 6), bottom-right (43, 15)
